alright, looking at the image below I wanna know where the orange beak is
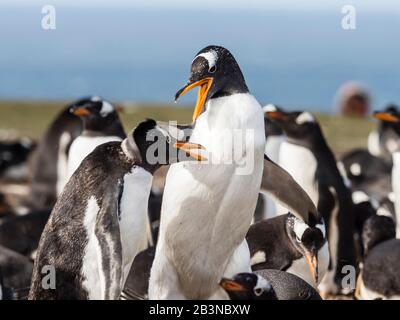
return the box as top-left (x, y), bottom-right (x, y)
top-left (373, 112), bottom-right (400, 123)
top-left (219, 278), bottom-right (246, 292)
top-left (265, 111), bottom-right (289, 122)
top-left (174, 141), bottom-right (207, 161)
top-left (71, 107), bottom-right (91, 117)
top-left (175, 77), bottom-right (214, 123)
top-left (305, 251), bottom-right (319, 285)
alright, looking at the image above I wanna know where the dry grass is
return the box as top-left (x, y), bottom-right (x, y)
top-left (0, 100), bottom-right (376, 156)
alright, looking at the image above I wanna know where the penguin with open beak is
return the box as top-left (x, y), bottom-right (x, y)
top-left (29, 119), bottom-right (205, 300)
top-left (149, 46), bottom-right (265, 299)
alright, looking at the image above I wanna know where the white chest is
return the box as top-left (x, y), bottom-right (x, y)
top-left (119, 167), bottom-right (153, 285)
top-left (265, 135), bottom-right (286, 163)
top-left (67, 135), bottom-right (122, 179)
top-left (279, 141), bottom-right (319, 206)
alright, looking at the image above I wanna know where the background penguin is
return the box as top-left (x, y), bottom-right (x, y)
top-left (29, 119), bottom-right (205, 300)
top-left (219, 270), bottom-right (321, 300)
top-left (339, 149), bottom-right (392, 203)
top-left (66, 96), bottom-right (126, 180)
top-left (22, 100), bottom-right (82, 210)
top-left (0, 138), bottom-right (35, 182)
top-left (0, 208), bottom-right (51, 257)
top-left (266, 110), bottom-right (356, 296)
top-left (356, 215), bottom-right (400, 299)
top-left (246, 213), bottom-right (328, 288)
top-left (368, 104), bottom-right (400, 164)
top-left (373, 109), bottom-right (400, 237)
top-left (257, 104), bottom-right (286, 220)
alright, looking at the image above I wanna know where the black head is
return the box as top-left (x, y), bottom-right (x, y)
top-left (286, 213), bottom-right (326, 285)
top-left (373, 104), bottom-right (400, 134)
top-left (263, 104), bottom-right (284, 137)
top-left (69, 96), bottom-right (124, 135)
top-left (175, 45), bottom-right (249, 122)
top-left (123, 119), bottom-right (205, 172)
top-left (266, 110), bottom-right (323, 146)
top-left (362, 215), bottom-right (396, 255)
top-left (219, 273), bottom-right (276, 300)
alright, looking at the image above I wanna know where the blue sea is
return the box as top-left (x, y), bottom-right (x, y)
top-left (0, 5), bottom-right (399, 112)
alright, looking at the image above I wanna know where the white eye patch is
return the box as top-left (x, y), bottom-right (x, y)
top-left (293, 217), bottom-right (308, 240)
top-left (352, 190), bottom-right (370, 204)
top-left (255, 275), bottom-right (271, 294)
top-left (316, 222), bottom-right (326, 238)
top-left (296, 112), bottom-right (315, 125)
top-left (263, 104), bottom-right (277, 113)
top-left (155, 125), bottom-right (171, 143)
top-left (91, 96), bottom-right (101, 102)
top-left (194, 49), bottom-right (218, 72)
top-left (100, 100), bottom-right (114, 117)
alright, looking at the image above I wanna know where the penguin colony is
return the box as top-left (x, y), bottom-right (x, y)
top-left (0, 45), bottom-right (399, 300)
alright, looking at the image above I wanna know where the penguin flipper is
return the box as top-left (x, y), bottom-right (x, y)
top-left (261, 155), bottom-right (320, 224)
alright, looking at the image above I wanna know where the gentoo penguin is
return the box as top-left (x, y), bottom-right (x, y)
top-left (373, 110), bottom-right (400, 237)
top-left (29, 119), bottom-right (205, 300)
top-left (368, 104), bottom-right (400, 163)
top-left (220, 270), bottom-right (321, 300)
top-left (0, 138), bottom-right (35, 181)
top-left (246, 213), bottom-right (329, 288)
top-left (356, 215), bottom-right (400, 299)
top-left (263, 104), bottom-right (285, 163)
top-left (0, 208), bottom-right (51, 256)
top-left (149, 45), bottom-right (265, 300)
top-left (338, 149), bottom-right (392, 202)
top-left (66, 96), bottom-right (126, 180)
top-left (258, 105), bottom-right (286, 220)
top-left (23, 100), bottom-right (82, 210)
top-left (266, 110), bottom-right (356, 295)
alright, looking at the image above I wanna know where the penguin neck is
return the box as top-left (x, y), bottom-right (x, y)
top-left (120, 139), bottom-right (160, 174)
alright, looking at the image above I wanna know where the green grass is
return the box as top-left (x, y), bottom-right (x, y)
top-left (0, 100), bottom-right (376, 156)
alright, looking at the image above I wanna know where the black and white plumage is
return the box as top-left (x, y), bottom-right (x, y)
top-left (0, 138), bottom-right (35, 182)
top-left (29, 119), bottom-right (204, 300)
top-left (247, 213), bottom-right (328, 288)
top-left (339, 149), bottom-right (392, 202)
top-left (266, 110), bottom-right (356, 295)
top-left (66, 96), bottom-right (126, 180)
top-left (220, 270), bottom-right (321, 300)
top-left (356, 215), bottom-right (400, 299)
top-left (149, 45), bottom-right (265, 299)
top-left (258, 104), bottom-right (286, 219)
top-left (373, 109), bottom-right (400, 237)
top-left (23, 100), bottom-right (82, 210)
top-left (369, 104), bottom-right (400, 163)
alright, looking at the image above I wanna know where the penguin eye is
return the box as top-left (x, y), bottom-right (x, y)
top-left (296, 235), bottom-right (302, 243)
top-left (254, 288), bottom-right (263, 296)
top-left (209, 65), bottom-right (216, 73)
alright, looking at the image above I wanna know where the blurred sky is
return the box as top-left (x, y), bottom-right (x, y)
top-left (0, 1), bottom-right (399, 111)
